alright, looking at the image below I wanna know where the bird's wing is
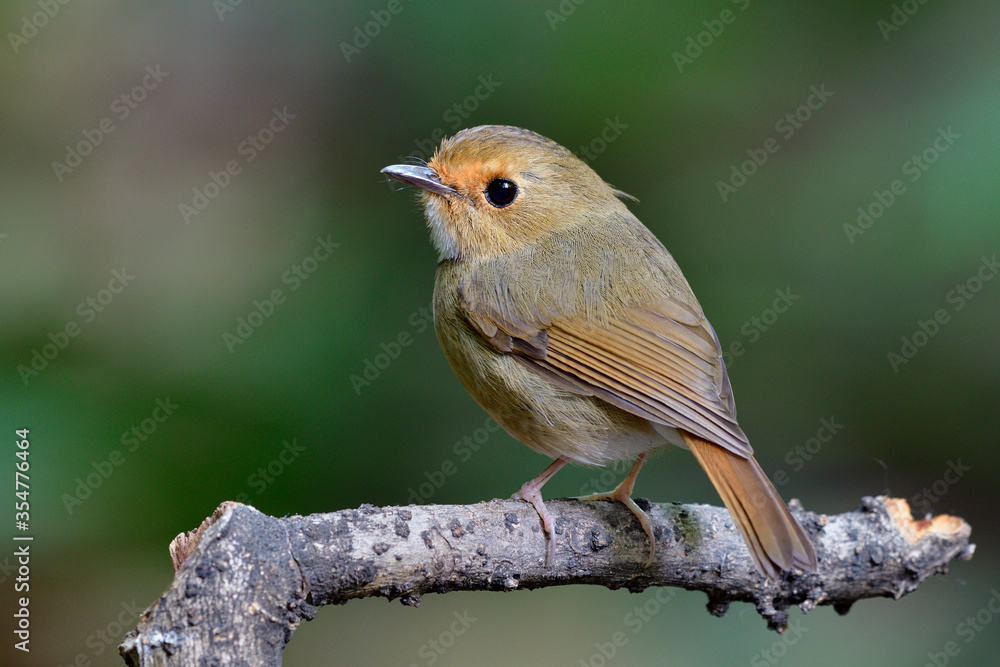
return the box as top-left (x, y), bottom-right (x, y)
top-left (461, 290), bottom-right (752, 459)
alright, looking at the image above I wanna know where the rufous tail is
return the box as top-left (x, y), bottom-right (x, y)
top-left (683, 432), bottom-right (818, 579)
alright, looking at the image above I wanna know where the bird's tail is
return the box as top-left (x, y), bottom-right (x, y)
top-left (683, 432), bottom-right (818, 579)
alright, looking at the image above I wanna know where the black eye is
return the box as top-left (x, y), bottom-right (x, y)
top-left (485, 178), bottom-right (518, 208)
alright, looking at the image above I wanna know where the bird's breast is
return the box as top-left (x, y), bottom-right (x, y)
top-left (433, 260), bottom-right (662, 467)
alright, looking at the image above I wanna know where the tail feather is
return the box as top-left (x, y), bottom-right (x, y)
top-left (683, 433), bottom-right (818, 579)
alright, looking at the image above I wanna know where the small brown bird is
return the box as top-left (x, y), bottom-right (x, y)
top-left (382, 125), bottom-right (817, 579)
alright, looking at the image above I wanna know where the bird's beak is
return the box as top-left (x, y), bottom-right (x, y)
top-left (381, 164), bottom-right (458, 197)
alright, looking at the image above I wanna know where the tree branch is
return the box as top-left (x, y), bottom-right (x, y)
top-left (120, 496), bottom-right (974, 666)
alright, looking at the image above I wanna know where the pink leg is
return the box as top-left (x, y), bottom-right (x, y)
top-left (577, 453), bottom-right (656, 565)
top-left (512, 457), bottom-right (569, 565)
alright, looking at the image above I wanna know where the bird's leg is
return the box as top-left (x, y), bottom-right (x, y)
top-left (576, 452), bottom-right (656, 565)
top-left (512, 457), bottom-right (569, 565)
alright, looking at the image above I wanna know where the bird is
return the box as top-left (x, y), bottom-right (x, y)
top-left (381, 125), bottom-right (817, 579)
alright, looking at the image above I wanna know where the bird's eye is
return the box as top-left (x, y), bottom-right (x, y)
top-left (484, 178), bottom-right (518, 208)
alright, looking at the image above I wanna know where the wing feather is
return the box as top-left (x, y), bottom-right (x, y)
top-left (462, 288), bottom-right (752, 458)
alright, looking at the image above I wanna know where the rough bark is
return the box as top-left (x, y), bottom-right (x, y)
top-left (120, 495), bottom-right (974, 666)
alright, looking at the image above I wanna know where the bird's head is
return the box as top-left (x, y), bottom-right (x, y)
top-left (382, 125), bottom-right (629, 261)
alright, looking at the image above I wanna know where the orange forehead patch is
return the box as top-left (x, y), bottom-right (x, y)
top-left (430, 158), bottom-right (511, 195)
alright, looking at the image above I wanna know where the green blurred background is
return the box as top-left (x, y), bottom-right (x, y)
top-left (1, 1), bottom-right (997, 665)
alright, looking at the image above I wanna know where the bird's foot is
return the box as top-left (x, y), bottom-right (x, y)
top-left (576, 453), bottom-right (656, 566)
top-left (512, 482), bottom-right (557, 566)
top-left (511, 457), bottom-right (569, 566)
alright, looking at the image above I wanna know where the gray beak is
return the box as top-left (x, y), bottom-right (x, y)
top-left (381, 164), bottom-right (457, 197)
